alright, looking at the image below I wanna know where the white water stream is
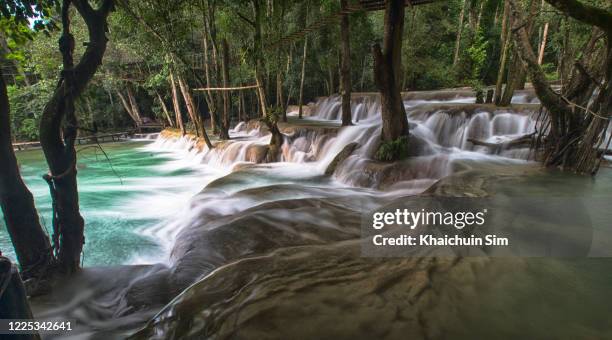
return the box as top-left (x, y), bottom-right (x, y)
top-left (133, 91), bottom-right (540, 265)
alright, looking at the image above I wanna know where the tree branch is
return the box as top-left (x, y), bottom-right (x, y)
top-left (71, 0), bottom-right (95, 21)
top-left (98, 0), bottom-right (115, 16)
top-left (508, 0), bottom-right (573, 119)
top-left (236, 11), bottom-right (255, 28)
top-left (545, 0), bottom-right (612, 33)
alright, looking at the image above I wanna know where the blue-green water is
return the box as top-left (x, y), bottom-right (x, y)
top-left (0, 141), bottom-right (225, 266)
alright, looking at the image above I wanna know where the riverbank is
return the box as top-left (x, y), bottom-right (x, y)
top-left (11, 131), bottom-right (159, 151)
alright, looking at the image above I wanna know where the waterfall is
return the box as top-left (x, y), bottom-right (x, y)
top-left (149, 92), bottom-right (539, 192)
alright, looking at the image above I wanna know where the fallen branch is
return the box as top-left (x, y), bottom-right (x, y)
top-left (468, 132), bottom-right (536, 152)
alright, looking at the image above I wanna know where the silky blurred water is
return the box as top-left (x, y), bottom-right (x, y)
top-left (0, 141), bottom-right (220, 266)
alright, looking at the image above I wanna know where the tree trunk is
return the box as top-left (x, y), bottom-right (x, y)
top-left (126, 85), bottom-right (142, 126)
top-left (495, 0), bottom-right (510, 105)
top-left (177, 76), bottom-right (199, 137)
top-left (156, 92), bottom-right (174, 127)
top-left (537, 22), bottom-right (549, 65)
top-left (39, 0), bottom-right (114, 274)
top-left (453, 0), bottom-right (467, 67)
top-left (509, 0), bottom-right (612, 174)
top-left (221, 39), bottom-right (231, 133)
top-left (373, 0), bottom-right (409, 143)
top-left (328, 62), bottom-right (334, 96)
top-left (202, 33), bottom-right (218, 134)
top-left (501, 0), bottom-right (540, 104)
top-left (178, 76), bottom-right (216, 147)
top-left (253, 0), bottom-right (268, 117)
top-left (117, 90), bottom-right (140, 126)
top-left (298, 36), bottom-right (308, 119)
top-left (239, 89), bottom-right (246, 122)
top-left (277, 71), bottom-right (286, 121)
top-left (169, 72), bottom-right (185, 135)
top-left (0, 65), bottom-right (53, 281)
top-left (499, 52), bottom-right (520, 105)
top-left (340, 0), bottom-right (352, 126)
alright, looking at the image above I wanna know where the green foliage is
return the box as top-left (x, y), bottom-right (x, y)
top-left (263, 106), bottom-right (282, 125)
top-left (401, 3), bottom-right (458, 90)
top-left (542, 62), bottom-right (558, 81)
top-left (0, 0), bottom-right (57, 42)
top-left (1, 0), bottom-right (598, 142)
top-left (375, 136), bottom-right (409, 162)
top-left (7, 80), bottom-right (55, 141)
top-left (466, 27), bottom-right (488, 92)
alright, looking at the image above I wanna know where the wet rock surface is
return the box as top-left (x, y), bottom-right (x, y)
top-left (130, 165), bottom-right (612, 339)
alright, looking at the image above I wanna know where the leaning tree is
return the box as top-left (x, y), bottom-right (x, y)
top-left (509, 0), bottom-right (611, 174)
top-left (0, 0), bottom-right (56, 281)
top-left (39, 0), bottom-right (115, 274)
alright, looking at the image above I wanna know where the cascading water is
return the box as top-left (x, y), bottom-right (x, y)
top-left (27, 89), bottom-right (567, 339)
top-left (131, 91), bottom-right (540, 266)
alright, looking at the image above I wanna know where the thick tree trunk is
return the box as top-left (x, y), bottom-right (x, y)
top-left (499, 53), bottom-right (520, 106)
top-left (0, 67), bottom-right (53, 281)
top-left (501, 0), bottom-right (540, 105)
top-left (373, 0), bottom-right (408, 143)
top-left (340, 0), bottom-right (352, 126)
top-left (298, 36), bottom-right (308, 119)
top-left (169, 72), bottom-right (185, 135)
top-left (261, 115), bottom-right (284, 162)
top-left (39, 0), bottom-right (113, 274)
top-left (509, 0), bottom-right (612, 174)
